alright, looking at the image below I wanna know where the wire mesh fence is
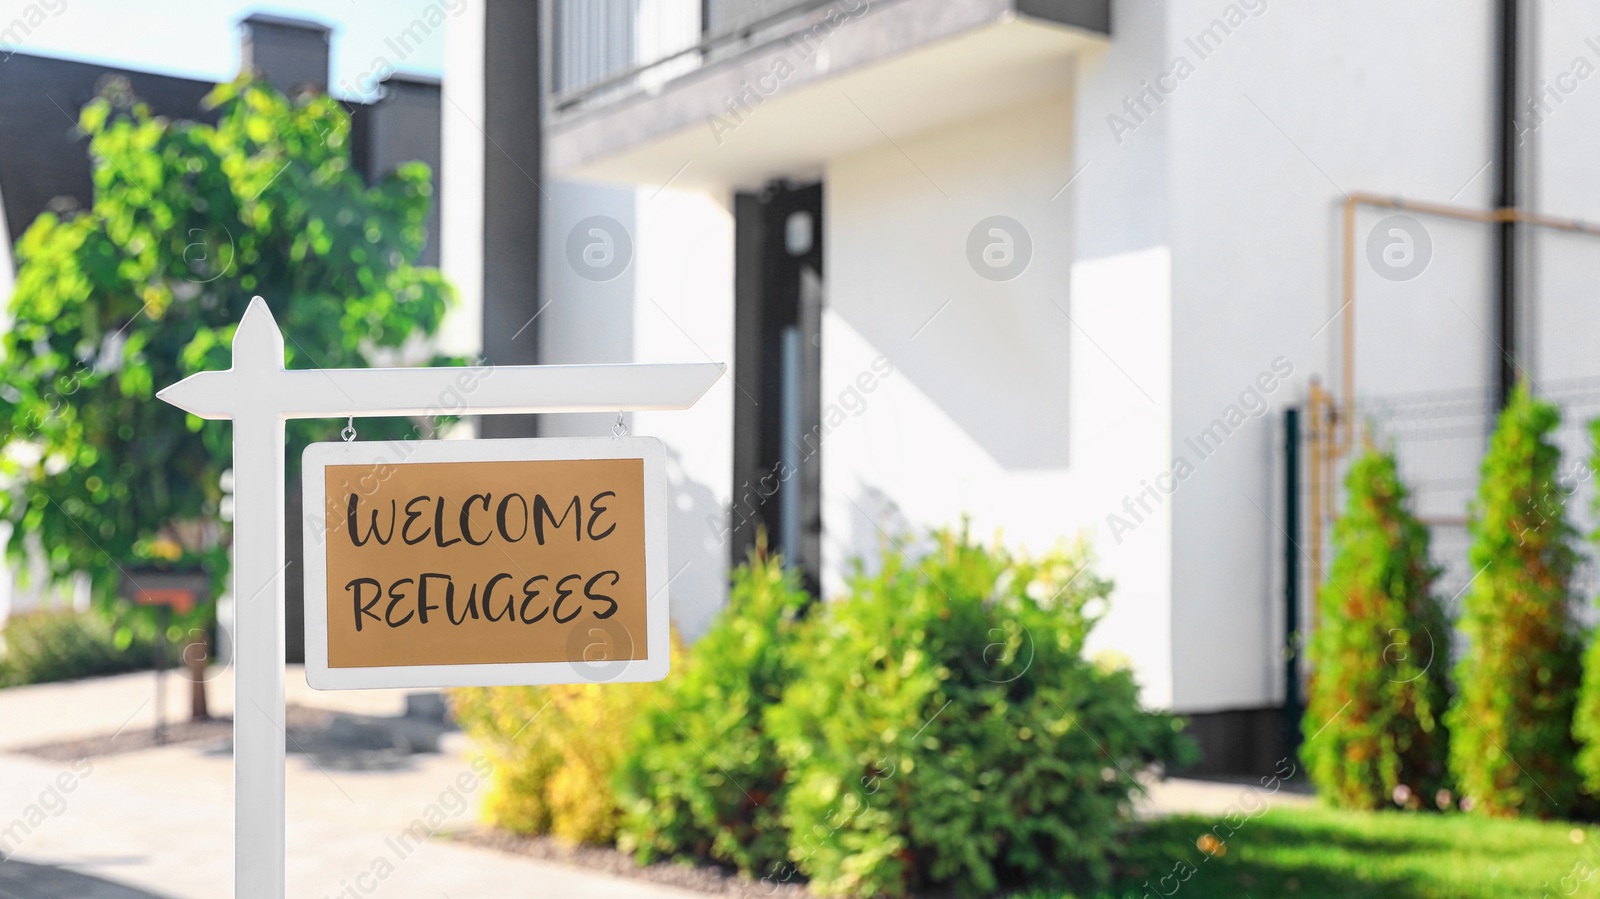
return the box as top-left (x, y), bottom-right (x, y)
top-left (1334, 375), bottom-right (1600, 612)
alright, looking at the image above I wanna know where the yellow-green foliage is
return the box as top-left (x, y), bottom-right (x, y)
top-left (1447, 384), bottom-right (1582, 818)
top-left (450, 675), bottom-right (662, 845)
top-left (1301, 445), bottom-right (1450, 810)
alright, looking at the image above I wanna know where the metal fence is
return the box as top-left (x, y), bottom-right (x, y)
top-left (548, 0), bottom-right (843, 109)
top-left (1305, 376), bottom-right (1600, 615)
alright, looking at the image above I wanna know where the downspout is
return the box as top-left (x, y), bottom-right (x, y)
top-left (1495, 0), bottom-right (1519, 405)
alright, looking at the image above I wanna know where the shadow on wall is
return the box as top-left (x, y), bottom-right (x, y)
top-left (664, 441), bottom-right (729, 641)
top-left (0, 859), bottom-right (171, 897)
top-left (833, 482), bottom-right (914, 589)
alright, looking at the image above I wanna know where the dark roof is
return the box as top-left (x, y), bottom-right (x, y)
top-left (0, 53), bottom-right (216, 236)
top-left (0, 47), bottom-right (442, 264)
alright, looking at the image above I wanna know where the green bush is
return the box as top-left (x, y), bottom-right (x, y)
top-left (0, 607), bottom-right (166, 687)
top-left (1447, 383), bottom-right (1583, 818)
top-left (450, 676), bottom-right (662, 845)
top-left (1301, 445), bottom-right (1451, 810)
top-left (1572, 418), bottom-right (1600, 795)
top-left (766, 528), bottom-right (1192, 898)
top-left (618, 548), bottom-right (809, 874)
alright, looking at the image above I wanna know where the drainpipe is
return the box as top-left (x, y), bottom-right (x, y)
top-left (1283, 407), bottom-right (1302, 756)
top-left (1495, 0), bottom-right (1519, 405)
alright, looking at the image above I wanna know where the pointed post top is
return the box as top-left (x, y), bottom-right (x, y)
top-left (233, 296), bottom-right (286, 372)
top-left (156, 296), bottom-right (286, 420)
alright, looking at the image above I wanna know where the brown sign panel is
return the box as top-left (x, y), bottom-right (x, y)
top-left (302, 438), bottom-right (668, 690)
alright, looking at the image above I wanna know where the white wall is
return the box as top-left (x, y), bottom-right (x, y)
top-left (451, 0), bottom-right (1600, 719)
top-left (439, 0), bottom-right (486, 360)
top-left (824, 84), bottom-right (1177, 706)
top-left (1157, 0), bottom-right (1497, 711)
top-left (541, 180), bottom-right (736, 640)
top-left (1529, 2), bottom-right (1600, 384)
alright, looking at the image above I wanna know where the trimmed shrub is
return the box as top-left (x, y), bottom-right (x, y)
top-left (766, 528), bottom-right (1192, 898)
top-left (618, 549), bottom-right (810, 875)
top-left (1300, 445), bottom-right (1450, 810)
top-left (0, 607), bottom-right (165, 687)
top-left (450, 675), bottom-right (661, 845)
top-left (1447, 383), bottom-right (1583, 818)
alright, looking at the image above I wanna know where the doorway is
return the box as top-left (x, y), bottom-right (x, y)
top-left (732, 180), bottom-right (823, 594)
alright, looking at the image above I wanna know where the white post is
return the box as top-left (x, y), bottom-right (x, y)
top-left (232, 412), bottom-right (288, 896)
top-left (156, 297), bottom-right (722, 898)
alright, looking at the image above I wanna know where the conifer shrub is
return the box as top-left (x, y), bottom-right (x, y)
top-left (1300, 445), bottom-right (1451, 810)
top-left (617, 549), bottom-right (810, 876)
top-left (1447, 383), bottom-right (1583, 818)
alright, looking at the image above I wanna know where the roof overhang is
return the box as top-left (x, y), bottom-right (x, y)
top-left (546, 0), bottom-right (1109, 192)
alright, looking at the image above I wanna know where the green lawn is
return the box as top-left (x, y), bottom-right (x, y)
top-left (1024, 806), bottom-right (1600, 899)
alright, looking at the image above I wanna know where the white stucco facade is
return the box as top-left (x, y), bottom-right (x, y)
top-left (438, 0), bottom-right (1600, 720)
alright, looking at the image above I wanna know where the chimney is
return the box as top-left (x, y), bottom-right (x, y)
top-left (365, 74), bottom-right (443, 265)
top-left (239, 13), bottom-right (332, 95)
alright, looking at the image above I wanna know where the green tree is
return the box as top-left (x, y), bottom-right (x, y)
top-left (0, 76), bottom-right (457, 636)
top-left (1447, 383), bottom-right (1582, 818)
top-left (1301, 445), bottom-right (1450, 810)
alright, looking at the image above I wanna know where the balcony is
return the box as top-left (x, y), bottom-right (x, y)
top-left (542, 0), bottom-right (1111, 190)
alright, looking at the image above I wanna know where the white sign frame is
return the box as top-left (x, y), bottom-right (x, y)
top-left (156, 297), bottom-right (722, 898)
top-left (301, 436), bottom-right (671, 691)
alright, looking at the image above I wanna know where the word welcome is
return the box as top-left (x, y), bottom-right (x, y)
top-left (346, 490), bottom-right (619, 549)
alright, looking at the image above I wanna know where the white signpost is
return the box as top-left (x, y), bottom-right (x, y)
top-left (157, 297), bottom-right (721, 898)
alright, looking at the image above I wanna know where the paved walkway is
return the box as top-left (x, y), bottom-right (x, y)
top-left (0, 667), bottom-right (702, 898)
top-left (0, 667), bottom-right (1309, 897)
top-left (0, 665), bottom-right (409, 752)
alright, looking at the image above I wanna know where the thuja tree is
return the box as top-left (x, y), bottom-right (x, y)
top-left (0, 76), bottom-right (456, 636)
top-left (1301, 445), bottom-right (1450, 810)
top-left (1571, 419), bottom-right (1600, 794)
top-left (1447, 383), bottom-right (1582, 818)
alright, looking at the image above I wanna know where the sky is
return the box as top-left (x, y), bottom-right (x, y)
top-left (0, 0), bottom-right (454, 101)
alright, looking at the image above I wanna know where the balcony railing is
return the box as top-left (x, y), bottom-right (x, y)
top-left (547, 0), bottom-right (850, 114)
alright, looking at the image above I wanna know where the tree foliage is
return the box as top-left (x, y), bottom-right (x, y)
top-left (1301, 445), bottom-right (1450, 810)
top-left (0, 77), bottom-right (457, 626)
top-left (1447, 383), bottom-right (1582, 818)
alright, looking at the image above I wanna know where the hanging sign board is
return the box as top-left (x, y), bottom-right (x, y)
top-left (301, 436), bottom-right (669, 690)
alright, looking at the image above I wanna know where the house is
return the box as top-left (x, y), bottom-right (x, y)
top-left (439, 0), bottom-right (1600, 772)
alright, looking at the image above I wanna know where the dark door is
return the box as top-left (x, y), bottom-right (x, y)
top-left (732, 181), bottom-right (823, 594)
